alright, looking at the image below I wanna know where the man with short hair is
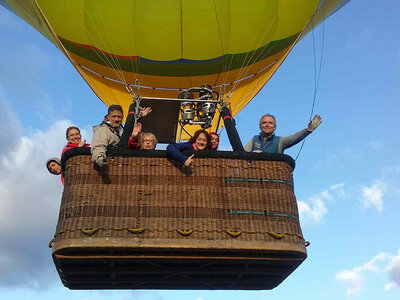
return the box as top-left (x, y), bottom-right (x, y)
top-left (91, 105), bottom-right (125, 169)
top-left (46, 157), bottom-right (64, 184)
top-left (244, 114), bottom-right (322, 153)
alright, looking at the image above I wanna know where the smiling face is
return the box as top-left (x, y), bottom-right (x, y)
top-left (194, 133), bottom-right (208, 150)
top-left (48, 161), bottom-right (61, 175)
top-left (259, 115), bottom-right (276, 136)
top-left (67, 128), bottom-right (81, 144)
top-left (210, 133), bottom-right (219, 149)
top-left (107, 109), bottom-right (123, 127)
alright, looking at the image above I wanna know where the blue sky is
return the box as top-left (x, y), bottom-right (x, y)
top-left (0, 1), bottom-right (400, 299)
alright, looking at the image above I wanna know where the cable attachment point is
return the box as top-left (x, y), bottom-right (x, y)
top-left (134, 79), bottom-right (141, 99)
top-left (219, 84), bottom-right (226, 97)
top-left (133, 97), bottom-right (142, 128)
top-left (125, 84), bottom-right (134, 95)
top-left (226, 89), bottom-right (234, 101)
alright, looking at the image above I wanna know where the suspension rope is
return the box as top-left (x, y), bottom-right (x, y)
top-left (228, 0), bottom-right (286, 95)
top-left (295, 5), bottom-right (326, 162)
top-left (80, 3), bottom-right (128, 85)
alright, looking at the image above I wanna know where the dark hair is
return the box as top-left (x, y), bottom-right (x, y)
top-left (65, 126), bottom-right (80, 139)
top-left (108, 104), bottom-right (123, 115)
top-left (189, 130), bottom-right (211, 150)
top-left (46, 157), bottom-right (61, 175)
top-left (209, 131), bottom-right (220, 150)
top-left (209, 132), bottom-right (219, 138)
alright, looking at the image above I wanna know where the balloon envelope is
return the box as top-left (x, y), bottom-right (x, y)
top-left (1, 0), bottom-right (350, 140)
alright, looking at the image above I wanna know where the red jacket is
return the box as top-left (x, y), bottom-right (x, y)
top-left (127, 136), bottom-right (139, 149)
top-left (62, 143), bottom-right (90, 156)
top-left (61, 143), bottom-right (90, 184)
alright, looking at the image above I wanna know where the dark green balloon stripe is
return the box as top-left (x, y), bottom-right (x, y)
top-left (60, 33), bottom-right (299, 77)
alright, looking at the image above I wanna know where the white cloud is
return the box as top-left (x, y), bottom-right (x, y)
top-left (360, 180), bottom-right (387, 212)
top-left (336, 250), bottom-right (400, 296)
top-left (298, 183), bottom-right (345, 224)
top-left (0, 90), bottom-right (21, 155)
top-left (0, 103), bottom-right (74, 288)
top-left (336, 252), bottom-right (391, 296)
top-left (385, 248), bottom-right (400, 290)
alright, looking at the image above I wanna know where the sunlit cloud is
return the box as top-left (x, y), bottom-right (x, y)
top-left (0, 99), bottom-right (74, 288)
top-left (385, 248), bottom-right (400, 290)
top-left (0, 90), bottom-right (21, 156)
top-left (336, 252), bottom-right (391, 296)
top-left (298, 183), bottom-right (345, 224)
top-left (360, 180), bottom-right (387, 212)
top-left (336, 249), bottom-right (400, 296)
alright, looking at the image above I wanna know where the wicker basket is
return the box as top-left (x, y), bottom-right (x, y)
top-left (51, 151), bottom-right (306, 290)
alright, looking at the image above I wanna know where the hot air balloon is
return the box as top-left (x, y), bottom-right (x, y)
top-left (2, 0), bottom-right (351, 290)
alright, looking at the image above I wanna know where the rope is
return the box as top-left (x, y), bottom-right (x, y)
top-left (227, 0), bottom-right (287, 96)
top-left (80, 3), bottom-right (128, 85)
top-left (213, 0), bottom-right (227, 86)
top-left (295, 6), bottom-right (326, 162)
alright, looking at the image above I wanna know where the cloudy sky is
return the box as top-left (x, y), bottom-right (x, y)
top-left (0, 1), bottom-right (399, 299)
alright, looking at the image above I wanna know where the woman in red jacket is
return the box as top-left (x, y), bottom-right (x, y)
top-left (62, 126), bottom-right (90, 156)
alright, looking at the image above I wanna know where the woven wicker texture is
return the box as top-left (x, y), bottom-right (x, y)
top-left (54, 155), bottom-right (303, 245)
top-left (52, 154), bottom-right (307, 290)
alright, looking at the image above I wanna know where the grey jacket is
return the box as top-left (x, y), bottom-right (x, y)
top-left (91, 122), bottom-right (122, 167)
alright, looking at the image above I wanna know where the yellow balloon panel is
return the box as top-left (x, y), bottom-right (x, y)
top-left (133, 0), bottom-right (182, 60)
top-left (37, 0), bottom-right (87, 44)
top-left (1, 0), bottom-right (351, 141)
top-left (35, 0), bottom-right (317, 59)
top-left (272, 0), bottom-right (319, 40)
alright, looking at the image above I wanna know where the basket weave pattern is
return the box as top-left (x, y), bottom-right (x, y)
top-left (54, 155), bottom-right (303, 246)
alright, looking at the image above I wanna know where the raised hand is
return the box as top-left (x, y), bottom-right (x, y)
top-left (307, 114), bottom-right (322, 131)
top-left (78, 139), bottom-right (86, 147)
top-left (141, 107), bottom-right (152, 118)
top-left (132, 123), bottom-right (142, 138)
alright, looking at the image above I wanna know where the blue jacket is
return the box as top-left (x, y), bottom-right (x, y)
top-left (166, 142), bottom-right (194, 164)
top-left (244, 128), bottom-right (311, 153)
top-left (251, 133), bottom-right (281, 153)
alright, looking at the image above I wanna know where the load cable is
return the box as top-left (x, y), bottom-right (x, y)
top-left (294, 8), bottom-right (325, 162)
